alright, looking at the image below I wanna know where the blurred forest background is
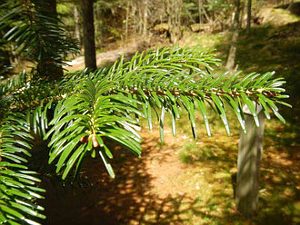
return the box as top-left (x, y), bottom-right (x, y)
top-left (1, 0), bottom-right (300, 113)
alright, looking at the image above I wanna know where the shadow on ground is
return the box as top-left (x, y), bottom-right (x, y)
top-left (39, 123), bottom-right (299, 225)
top-left (40, 132), bottom-right (241, 225)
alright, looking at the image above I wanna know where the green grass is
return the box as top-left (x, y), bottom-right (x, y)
top-left (180, 31), bottom-right (228, 51)
top-left (179, 142), bottom-right (217, 163)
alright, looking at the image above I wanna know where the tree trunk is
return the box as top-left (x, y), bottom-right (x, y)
top-left (74, 4), bottom-right (81, 47)
top-left (225, 31), bottom-right (239, 71)
top-left (131, 1), bottom-right (138, 34)
top-left (35, 0), bottom-right (63, 80)
top-left (246, 0), bottom-right (252, 33)
top-left (166, 0), bottom-right (182, 44)
top-left (142, 0), bottom-right (148, 37)
top-left (236, 105), bottom-right (265, 217)
top-left (240, 1), bottom-right (245, 28)
top-left (225, 0), bottom-right (241, 71)
top-left (138, 3), bottom-right (143, 34)
top-left (80, 0), bottom-right (97, 70)
top-left (125, 0), bottom-right (129, 40)
top-left (198, 0), bottom-right (203, 24)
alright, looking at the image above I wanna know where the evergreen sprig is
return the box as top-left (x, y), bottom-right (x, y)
top-left (0, 1), bottom-right (79, 77)
top-left (45, 47), bottom-right (290, 179)
top-left (46, 78), bottom-right (142, 179)
top-left (0, 114), bottom-right (45, 225)
top-left (95, 47), bottom-right (290, 139)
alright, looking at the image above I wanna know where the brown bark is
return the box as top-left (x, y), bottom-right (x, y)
top-left (35, 0), bottom-right (63, 80)
top-left (246, 0), bottom-right (252, 33)
top-left (80, 0), bottom-right (97, 71)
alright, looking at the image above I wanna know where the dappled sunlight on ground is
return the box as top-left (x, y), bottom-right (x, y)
top-left (41, 119), bottom-right (299, 224)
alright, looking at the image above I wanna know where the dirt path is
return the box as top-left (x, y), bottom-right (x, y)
top-left (65, 40), bottom-right (150, 71)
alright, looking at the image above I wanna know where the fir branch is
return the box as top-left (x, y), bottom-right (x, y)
top-left (0, 114), bottom-right (45, 225)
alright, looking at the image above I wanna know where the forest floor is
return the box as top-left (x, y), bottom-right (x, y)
top-left (42, 119), bottom-right (300, 225)
top-left (43, 4), bottom-right (300, 225)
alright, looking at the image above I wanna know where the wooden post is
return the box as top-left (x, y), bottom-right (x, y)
top-left (236, 105), bottom-right (265, 217)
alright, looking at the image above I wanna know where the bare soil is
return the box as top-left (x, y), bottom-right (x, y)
top-left (41, 121), bottom-right (300, 225)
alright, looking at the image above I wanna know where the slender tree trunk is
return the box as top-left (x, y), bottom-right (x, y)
top-left (125, 0), bottom-right (129, 40)
top-left (225, 31), bottom-right (239, 70)
top-left (80, 0), bottom-right (97, 70)
top-left (131, 1), bottom-right (138, 34)
top-left (246, 0), bottom-right (252, 33)
top-left (138, 3), bottom-right (142, 34)
top-left (142, 0), bottom-right (148, 37)
top-left (225, 0), bottom-right (241, 71)
top-left (198, 0), bottom-right (203, 24)
top-left (35, 0), bottom-right (63, 80)
top-left (240, 1), bottom-right (245, 29)
top-left (166, 0), bottom-right (182, 43)
top-left (74, 5), bottom-right (81, 47)
top-left (236, 106), bottom-right (265, 217)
